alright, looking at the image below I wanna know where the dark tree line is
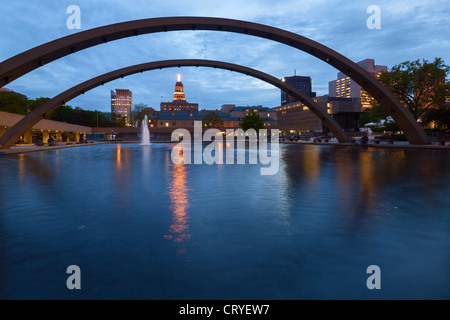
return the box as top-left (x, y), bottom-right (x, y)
top-left (0, 92), bottom-right (126, 127)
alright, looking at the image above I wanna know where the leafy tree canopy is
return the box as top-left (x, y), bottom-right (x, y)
top-left (378, 58), bottom-right (449, 120)
top-left (0, 91), bottom-right (126, 127)
top-left (240, 112), bottom-right (265, 132)
top-left (202, 112), bottom-right (224, 128)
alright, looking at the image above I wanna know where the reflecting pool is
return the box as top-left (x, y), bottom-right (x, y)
top-left (0, 143), bottom-right (449, 299)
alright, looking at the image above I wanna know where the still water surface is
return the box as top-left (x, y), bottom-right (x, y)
top-left (0, 143), bottom-right (448, 299)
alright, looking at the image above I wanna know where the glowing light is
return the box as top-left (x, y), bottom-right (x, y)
top-left (116, 144), bottom-right (122, 169)
top-left (177, 73), bottom-right (181, 82)
top-left (165, 162), bottom-right (191, 249)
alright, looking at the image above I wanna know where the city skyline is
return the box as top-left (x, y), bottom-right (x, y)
top-left (160, 73), bottom-right (199, 112)
top-left (111, 89), bottom-right (133, 125)
top-left (0, 3), bottom-right (448, 302)
top-left (1, 0), bottom-right (449, 112)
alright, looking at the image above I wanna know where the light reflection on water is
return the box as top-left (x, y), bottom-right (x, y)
top-left (165, 159), bottom-right (191, 249)
top-left (0, 143), bottom-right (448, 299)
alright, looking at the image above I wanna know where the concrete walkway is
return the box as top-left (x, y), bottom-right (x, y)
top-left (280, 139), bottom-right (450, 151)
top-left (0, 142), bottom-right (106, 155)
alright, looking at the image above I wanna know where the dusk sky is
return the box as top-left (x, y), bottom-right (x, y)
top-left (1, 0), bottom-right (449, 112)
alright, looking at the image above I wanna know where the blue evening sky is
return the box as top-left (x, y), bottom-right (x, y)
top-left (0, 0), bottom-right (449, 112)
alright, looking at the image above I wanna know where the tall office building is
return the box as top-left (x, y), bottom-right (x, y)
top-left (281, 75), bottom-right (316, 105)
top-left (329, 59), bottom-right (387, 110)
top-left (111, 89), bottom-right (133, 126)
top-left (160, 73), bottom-right (199, 112)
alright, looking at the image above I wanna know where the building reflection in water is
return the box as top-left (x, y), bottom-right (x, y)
top-left (339, 149), bottom-right (377, 234)
top-left (17, 153), bottom-right (26, 182)
top-left (113, 144), bottom-right (133, 208)
top-left (282, 145), bottom-right (321, 187)
top-left (15, 153), bottom-right (53, 185)
top-left (302, 145), bottom-right (321, 185)
top-left (336, 148), bottom-right (410, 232)
top-left (274, 147), bottom-right (294, 226)
top-left (116, 144), bottom-right (122, 171)
top-left (165, 152), bottom-right (191, 252)
top-left (278, 145), bottom-right (384, 233)
top-left (357, 150), bottom-right (376, 213)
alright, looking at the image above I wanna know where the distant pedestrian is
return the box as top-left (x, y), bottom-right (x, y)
top-left (48, 136), bottom-right (57, 146)
top-left (361, 135), bottom-right (369, 145)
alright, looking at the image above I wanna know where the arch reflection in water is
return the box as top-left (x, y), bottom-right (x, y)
top-left (165, 158), bottom-right (191, 251)
top-left (113, 144), bottom-right (133, 209)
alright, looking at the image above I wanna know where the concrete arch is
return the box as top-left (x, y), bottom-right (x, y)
top-left (0, 59), bottom-right (349, 149)
top-left (0, 17), bottom-right (429, 144)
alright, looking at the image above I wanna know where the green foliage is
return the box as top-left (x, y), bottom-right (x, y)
top-left (359, 107), bottom-right (391, 127)
top-left (369, 118), bottom-right (400, 134)
top-left (366, 58), bottom-right (450, 133)
top-left (378, 58), bottom-right (450, 120)
top-left (202, 112), bottom-right (224, 128)
top-left (422, 104), bottom-right (450, 131)
top-left (358, 110), bottom-right (371, 127)
top-left (0, 92), bottom-right (50, 115)
top-left (383, 119), bottom-right (400, 133)
top-left (28, 97), bottom-right (51, 112)
top-left (240, 112), bottom-right (265, 132)
top-left (0, 92), bottom-right (31, 115)
top-left (131, 103), bottom-right (149, 123)
top-left (369, 104), bottom-right (390, 123)
top-left (0, 91), bottom-right (126, 127)
top-left (47, 106), bottom-right (126, 127)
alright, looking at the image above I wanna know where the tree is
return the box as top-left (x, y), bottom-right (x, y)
top-left (378, 58), bottom-right (450, 120)
top-left (112, 113), bottom-right (127, 127)
top-left (202, 112), bottom-right (224, 128)
top-left (0, 93), bottom-right (49, 115)
top-left (422, 104), bottom-right (450, 131)
top-left (27, 97), bottom-right (51, 113)
top-left (358, 110), bottom-right (372, 127)
top-left (46, 105), bottom-right (127, 127)
top-left (46, 105), bottom-right (75, 122)
top-left (0, 91), bottom-right (29, 115)
top-left (131, 103), bottom-right (148, 124)
top-left (0, 91), bottom-right (127, 128)
top-left (240, 112), bottom-right (265, 132)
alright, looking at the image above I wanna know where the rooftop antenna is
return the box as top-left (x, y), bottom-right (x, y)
top-left (294, 69), bottom-right (296, 76)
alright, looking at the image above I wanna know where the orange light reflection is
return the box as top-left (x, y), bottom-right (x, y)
top-left (116, 144), bottom-right (122, 170)
top-left (165, 158), bottom-right (191, 249)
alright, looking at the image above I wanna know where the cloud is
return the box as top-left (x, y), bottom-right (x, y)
top-left (1, 0), bottom-right (449, 112)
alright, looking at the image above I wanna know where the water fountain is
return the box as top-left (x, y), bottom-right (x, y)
top-left (141, 115), bottom-right (151, 146)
